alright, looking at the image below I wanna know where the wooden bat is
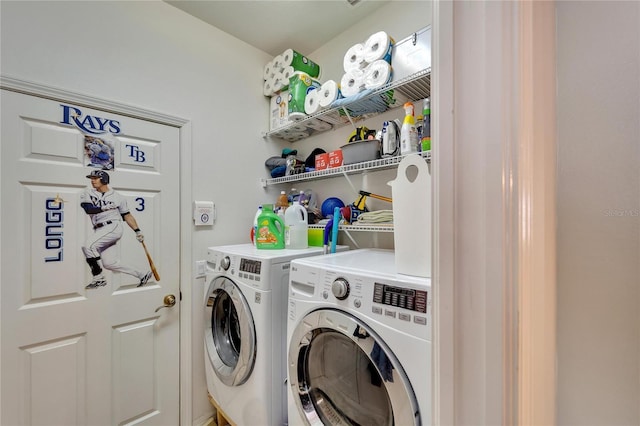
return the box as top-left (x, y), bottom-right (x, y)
top-left (141, 241), bottom-right (160, 281)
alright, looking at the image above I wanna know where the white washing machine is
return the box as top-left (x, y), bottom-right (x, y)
top-left (287, 248), bottom-right (432, 426)
top-left (204, 244), bottom-right (348, 426)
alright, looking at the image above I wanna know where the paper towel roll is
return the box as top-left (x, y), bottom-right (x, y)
top-left (292, 123), bottom-right (310, 132)
top-left (363, 60), bottom-right (393, 90)
top-left (343, 43), bottom-right (366, 72)
top-left (363, 31), bottom-right (394, 64)
top-left (288, 71), bottom-right (321, 120)
top-left (304, 88), bottom-right (321, 115)
top-left (340, 69), bottom-right (365, 98)
top-left (318, 80), bottom-right (342, 107)
top-left (281, 48), bottom-right (321, 78)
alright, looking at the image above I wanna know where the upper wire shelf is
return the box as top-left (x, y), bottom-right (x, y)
top-left (263, 68), bottom-right (431, 142)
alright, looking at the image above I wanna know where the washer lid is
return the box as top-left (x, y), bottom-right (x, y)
top-left (204, 276), bottom-right (256, 386)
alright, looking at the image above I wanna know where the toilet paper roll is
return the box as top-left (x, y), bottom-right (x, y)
top-left (264, 60), bottom-right (275, 81)
top-left (343, 43), bottom-right (366, 72)
top-left (340, 69), bottom-right (365, 98)
top-left (263, 78), bottom-right (275, 97)
top-left (304, 88), bottom-right (321, 115)
top-left (281, 66), bottom-right (296, 82)
top-left (363, 60), bottom-right (393, 90)
top-left (281, 48), bottom-right (321, 78)
top-left (272, 73), bottom-right (286, 93)
top-left (272, 54), bottom-right (284, 73)
top-left (363, 31), bottom-right (394, 64)
top-left (318, 80), bottom-right (342, 107)
top-left (282, 131), bottom-right (310, 141)
top-left (292, 123), bottom-right (310, 132)
top-left (306, 119), bottom-right (333, 131)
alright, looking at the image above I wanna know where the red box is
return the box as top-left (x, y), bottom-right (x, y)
top-left (315, 153), bottom-right (329, 170)
top-left (328, 150), bottom-right (343, 168)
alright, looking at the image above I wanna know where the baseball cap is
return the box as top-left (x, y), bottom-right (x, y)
top-left (86, 170), bottom-right (109, 180)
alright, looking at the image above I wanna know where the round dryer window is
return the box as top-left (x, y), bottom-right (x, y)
top-left (288, 309), bottom-right (421, 425)
top-left (205, 276), bottom-right (256, 386)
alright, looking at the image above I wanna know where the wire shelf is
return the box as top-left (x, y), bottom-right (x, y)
top-left (264, 68), bottom-right (431, 142)
top-left (261, 151), bottom-right (430, 186)
top-left (309, 223), bottom-right (395, 233)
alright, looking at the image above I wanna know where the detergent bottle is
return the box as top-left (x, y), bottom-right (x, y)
top-left (251, 205), bottom-right (262, 245)
top-left (256, 204), bottom-right (285, 249)
top-left (400, 101), bottom-right (419, 155)
top-left (275, 190), bottom-right (289, 217)
top-left (284, 192), bottom-right (309, 249)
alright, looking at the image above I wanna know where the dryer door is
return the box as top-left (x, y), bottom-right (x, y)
top-left (288, 309), bottom-right (420, 426)
top-left (205, 276), bottom-right (256, 386)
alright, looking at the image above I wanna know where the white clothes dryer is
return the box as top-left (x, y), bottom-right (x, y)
top-left (287, 249), bottom-right (432, 426)
top-left (204, 244), bottom-right (347, 426)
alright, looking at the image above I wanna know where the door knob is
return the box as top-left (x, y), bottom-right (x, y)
top-left (155, 294), bottom-right (176, 312)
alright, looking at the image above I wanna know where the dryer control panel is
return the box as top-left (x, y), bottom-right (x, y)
top-left (373, 283), bottom-right (428, 314)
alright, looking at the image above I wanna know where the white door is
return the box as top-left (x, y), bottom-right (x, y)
top-left (1, 90), bottom-right (181, 425)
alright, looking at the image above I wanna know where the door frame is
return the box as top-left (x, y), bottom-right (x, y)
top-left (432, 2), bottom-right (556, 425)
top-left (0, 75), bottom-right (194, 425)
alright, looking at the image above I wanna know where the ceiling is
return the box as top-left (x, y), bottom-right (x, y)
top-left (164, 0), bottom-right (391, 57)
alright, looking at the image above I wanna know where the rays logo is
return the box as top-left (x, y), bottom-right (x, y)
top-left (59, 104), bottom-right (121, 135)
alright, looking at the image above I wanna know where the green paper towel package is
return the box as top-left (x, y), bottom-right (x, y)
top-left (288, 71), bottom-right (321, 120)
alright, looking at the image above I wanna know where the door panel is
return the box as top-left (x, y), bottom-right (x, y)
top-left (1, 90), bottom-right (181, 425)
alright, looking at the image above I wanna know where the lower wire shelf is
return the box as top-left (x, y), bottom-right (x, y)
top-left (309, 223), bottom-right (395, 233)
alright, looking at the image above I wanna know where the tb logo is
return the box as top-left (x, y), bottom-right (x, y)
top-left (125, 144), bottom-right (146, 163)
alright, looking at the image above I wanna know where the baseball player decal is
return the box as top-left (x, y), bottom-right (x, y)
top-left (80, 170), bottom-right (153, 289)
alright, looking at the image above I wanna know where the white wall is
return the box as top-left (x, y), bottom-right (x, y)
top-left (556, 1), bottom-right (640, 424)
top-left (1, 0), bottom-right (431, 423)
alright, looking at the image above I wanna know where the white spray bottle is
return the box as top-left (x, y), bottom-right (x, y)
top-left (400, 102), bottom-right (419, 155)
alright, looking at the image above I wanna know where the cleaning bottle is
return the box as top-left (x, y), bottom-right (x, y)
top-left (251, 205), bottom-right (263, 245)
top-left (284, 193), bottom-right (309, 249)
top-left (400, 101), bottom-right (419, 155)
top-left (256, 204), bottom-right (285, 249)
top-left (421, 97), bottom-right (431, 152)
top-left (275, 190), bottom-right (289, 217)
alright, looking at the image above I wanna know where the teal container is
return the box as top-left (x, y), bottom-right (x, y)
top-left (255, 204), bottom-right (285, 249)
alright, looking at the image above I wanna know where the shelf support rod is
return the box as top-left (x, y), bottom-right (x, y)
top-left (341, 169), bottom-right (358, 195)
top-left (341, 106), bottom-right (357, 130)
top-left (341, 227), bottom-right (360, 248)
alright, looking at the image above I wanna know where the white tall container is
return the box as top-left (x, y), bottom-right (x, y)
top-left (388, 154), bottom-right (431, 277)
top-left (284, 201), bottom-right (309, 249)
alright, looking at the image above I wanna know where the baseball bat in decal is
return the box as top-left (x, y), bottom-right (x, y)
top-left (142, 241), bottom-right (161, 281)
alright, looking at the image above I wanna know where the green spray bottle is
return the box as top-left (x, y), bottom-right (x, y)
top-left (421, 97), bottom-right (431, 152)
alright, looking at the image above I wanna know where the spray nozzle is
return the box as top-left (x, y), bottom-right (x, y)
top-left (403, 102), bottom-right (415, 116)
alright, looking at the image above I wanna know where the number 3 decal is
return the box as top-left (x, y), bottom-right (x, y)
top-left (135, 197), bottom-right (145, 212)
